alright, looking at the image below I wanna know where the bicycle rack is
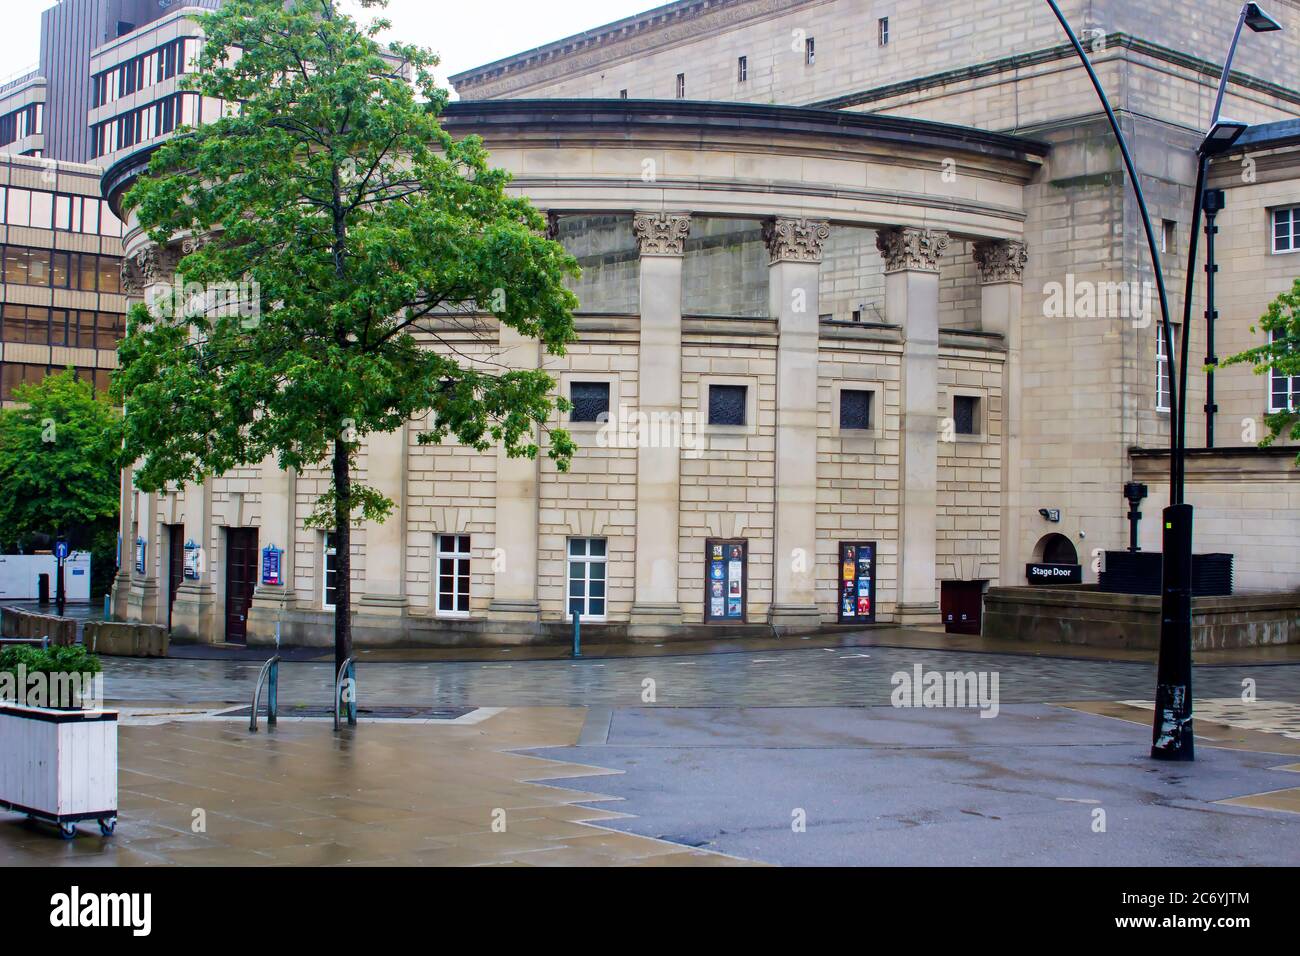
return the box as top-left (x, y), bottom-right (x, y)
top-left (248, 655), bottom-right (280, 732)
top-left (333, 657), bottom-right (356, 731)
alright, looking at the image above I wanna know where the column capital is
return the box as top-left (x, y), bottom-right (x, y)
top-left (123, 244), bottom-right (182, 295)
top-left (875, 227), bottom-right (950, 273)
top-left (632, 212), bottom-right (692, 257)
top-left (763, 216), bottom-right (830, 264)
top-left (972, 239), bottom-right (1029, 284)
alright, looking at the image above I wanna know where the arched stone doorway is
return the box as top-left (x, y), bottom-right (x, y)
top-left (1035, 533), bottom-right (1079, 566)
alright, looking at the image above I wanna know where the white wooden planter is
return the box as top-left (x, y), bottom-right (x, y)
top-left (0, 703), bottom-right (117, 838)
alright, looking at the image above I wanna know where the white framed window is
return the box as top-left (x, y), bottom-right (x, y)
top-left (737, 56), bottom-right (748, 83)
top-left (878, 17), bottom-right (890, 46)
top-left (1156, 330), bottom-right (1173, 412)
top-left (436, 534), bottom-right (472, 617)
top-left (567, 537), bottom-right (607, 621)
top-left (676, 73), bottom-right (686, 98)
top-left (805, 37), bottom-right (816, 65)
top-left (1269, 328), bottom-right (1299, 412)
top-left (322, 532), bottom-right (338, 610)
top-left (1161, 219), bottom-right (1176, 254)
top-left (1272, 206), bottom-right (1300, 254)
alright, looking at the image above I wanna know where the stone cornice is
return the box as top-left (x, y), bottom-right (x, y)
top-left (813, 33), bottom-right (1300, 114)
top-left (763, 217), bottom-right (830, 264)
top-left (876, 227), bottom-right (950, 274)
top-left (633, 212), bottom-right (692, 256)
top-left (450, 0), bottom-right (822, 98)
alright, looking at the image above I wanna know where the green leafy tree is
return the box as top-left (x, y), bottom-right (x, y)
top-left (1221, 277), bottom-right (1300, 462)
top-left (116, 0), bottom-right (579, 669)
top-left (0, 369), bottom-right (123, 599)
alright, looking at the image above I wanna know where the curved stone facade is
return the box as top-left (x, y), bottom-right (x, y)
top-left (109, 101), bottom-right (1044, 645)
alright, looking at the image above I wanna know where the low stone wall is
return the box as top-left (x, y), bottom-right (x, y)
top-left (83, 621), bottom-right (169, 657)
top-left (0, 607), bottom-right (77, 647)
top-left (983, 586), bottom-right (1300, 651)
top-left (1, 607), bottom-right (168, 657)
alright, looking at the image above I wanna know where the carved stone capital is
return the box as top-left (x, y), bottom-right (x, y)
top-left (875, 227), bottom-right (950, 273)
top-left (762, 217), bottom-right (830, 264)
top-left (132, 245), bottom-right (181, 287)
top-left (632, 212), bottom-right (691, 256)
top-left (181, 233), bottom-right (212, 256)
top-left (545, 211), bottom-right (561, 242)
top-left (972, 239), bottom-right (1028, 284)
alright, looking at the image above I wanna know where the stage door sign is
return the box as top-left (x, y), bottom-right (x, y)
top-left (705, 539), bottom-right (747, 623)
top-left (838, 541), bottom-right (877, 624)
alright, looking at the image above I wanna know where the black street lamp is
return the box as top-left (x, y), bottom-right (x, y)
top-left (1044, 1), bottom-right (1283, 761)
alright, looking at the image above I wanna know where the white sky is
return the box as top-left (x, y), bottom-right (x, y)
top-left (0, 0), bottom-right (662, 93)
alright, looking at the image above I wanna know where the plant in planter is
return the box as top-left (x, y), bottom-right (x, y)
top-left (0, 644), bottom-right (117, 839)
top-left (0, 645), bottom-right (103, 710)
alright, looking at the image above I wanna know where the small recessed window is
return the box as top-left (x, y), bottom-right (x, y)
top-left (709, 384), bottom-right (747, 426)
top-left (737, 56), bottom-right (748, 83)
top-left (840, 389), bottom-right (873, 431)
top-left (879, 17), bottom-right (890, 46)
top-left (1272, 206), bottom-right (1300, 253)
top-left (851, 309), bottom-right (862, 323)
top-left (953, 395), bottom-right (979, 435)
top-left (1161, 219), bottom-right (1176, 254)
top-left (805, 37), bottom-right (815, 65)
top-left (676, 73), bottom-right (686, 98)
top-left (619, 89), bottom-right (628, 99)
top-left (570, 381), bottom-right (610, 422)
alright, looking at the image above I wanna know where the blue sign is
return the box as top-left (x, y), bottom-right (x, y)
top-left (54, 540), bottom-right (69, 561)
top-left (183, 540), bottom-right (201, 580)
top-left (261, 545), bottom-right (282, 586)
top-left (135, 537), bottom-right (145, 574)
top-left (72, 569), bottom-right (85, 576)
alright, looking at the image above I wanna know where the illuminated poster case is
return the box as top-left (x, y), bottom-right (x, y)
top-left (704, 539), bottom-right (747, 623)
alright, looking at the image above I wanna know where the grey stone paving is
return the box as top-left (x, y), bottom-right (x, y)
top-left (533, 704), bottom-right (1300, 866)
top-left (99, 643), bottom-right (1300, 708)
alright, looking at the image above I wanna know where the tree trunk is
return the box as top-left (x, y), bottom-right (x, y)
top-left (332, 437), bottom-right (352, 678)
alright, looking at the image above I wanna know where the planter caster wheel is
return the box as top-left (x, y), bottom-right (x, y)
top-left (98, 817), bottom-right (117, 837)
top-left (59, 822), bottom-right (78, 840)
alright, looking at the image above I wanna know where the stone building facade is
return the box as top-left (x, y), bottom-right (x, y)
top-left (100, 0), bottom-right (1300, 645)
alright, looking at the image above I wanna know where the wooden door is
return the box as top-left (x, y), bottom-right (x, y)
top-left (941, 581), bottom-right (984, 635)
top-left (224, 528), bottom-right (258, 644)
top-left (166, 524), bottom-right (184, 630)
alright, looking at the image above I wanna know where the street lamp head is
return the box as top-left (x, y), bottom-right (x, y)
top-left (1244, 2), bottom-right (1283, 32)
top-left (1200, 118), bottom-right (1248, 155)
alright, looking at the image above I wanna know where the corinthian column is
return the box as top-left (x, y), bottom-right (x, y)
top-left (973, 239), bottom-right (1028, 586)
top-left (766, 216), bottom-right (830, 631)
top-left (878, 227), bottom-right (949, 626)
top-left (629, 212), bottom-right (690, 633)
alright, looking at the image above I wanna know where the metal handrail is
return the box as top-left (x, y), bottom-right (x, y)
top-left (333, 657), bottom-right (355, 731)
top-left (0, 636), bottom-right (49, 650)
top-left (248, 655), bottom-right (280, 732)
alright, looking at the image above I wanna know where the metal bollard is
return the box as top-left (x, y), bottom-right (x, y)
top-left (103, 594), bottom-right (111, 621)
top-left (572, 614), bottom-right (581, 658)
top-left (267, 659), bottom-right (278, 727)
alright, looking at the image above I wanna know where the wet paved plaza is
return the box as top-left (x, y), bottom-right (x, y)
top-left (98, 641), bottom-right (1300, 709)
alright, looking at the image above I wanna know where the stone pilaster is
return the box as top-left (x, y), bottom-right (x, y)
top-left (630, 213), bottom-right (691, 632)
top-left (355, 426), bottom-right (409, 635)
top-left (169, 479), bottom-right (217, 641)
top-left (974, 239), bottom-right (1028, 587)
top-left (878, 227), bottom-right (949, 626)
top-left (110, 463), bottom-right (134, 621)
top-left (766, 217), bottom-right (830, 631)
top-left (247, 459), bottom-right (298, 645)
top-left (488, 325), bottom-right (542, 622)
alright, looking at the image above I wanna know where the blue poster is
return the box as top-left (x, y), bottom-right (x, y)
top-left (261, 545), bottom-right (282, 586)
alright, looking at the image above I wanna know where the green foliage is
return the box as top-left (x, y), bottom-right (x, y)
top-left (0, 369), bottom-right (123, 551)
top-left (115, 0), bottom-right (581, 530)
top-left (1220, 277), bottom-right (1300, 462)
top-left (0, 643), bottom-right (102, 680)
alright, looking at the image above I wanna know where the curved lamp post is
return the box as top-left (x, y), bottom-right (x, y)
top-left (1044, 1), bottom-right (1282, 760)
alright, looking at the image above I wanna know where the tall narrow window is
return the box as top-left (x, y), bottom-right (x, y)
top-left (1269, 328), bottom-right (1299, 412)
top-left (805, 37), bottom-right (815, 65)
top-left (879, 17), bottom-right (890, 46)
top-left (323, 533), bottom-right (338, 610)
top-left (437, 534), bottom-right (471, 617)
top-left (737, 56), bottom-right (748, 82)
top-left (619, 88), bottom-right (628, 99)
top-left (567, 538), bottom-right (607, 620)
top-left (1156, 331), bottom-right (1172, 412)
top-left (1161, 219), bottom-right (1176, 254)
top-left (676, 73), bottom-right (686, 98)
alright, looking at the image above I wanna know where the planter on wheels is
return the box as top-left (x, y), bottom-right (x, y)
top-left (0, 703), bottom-right (118, 838)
